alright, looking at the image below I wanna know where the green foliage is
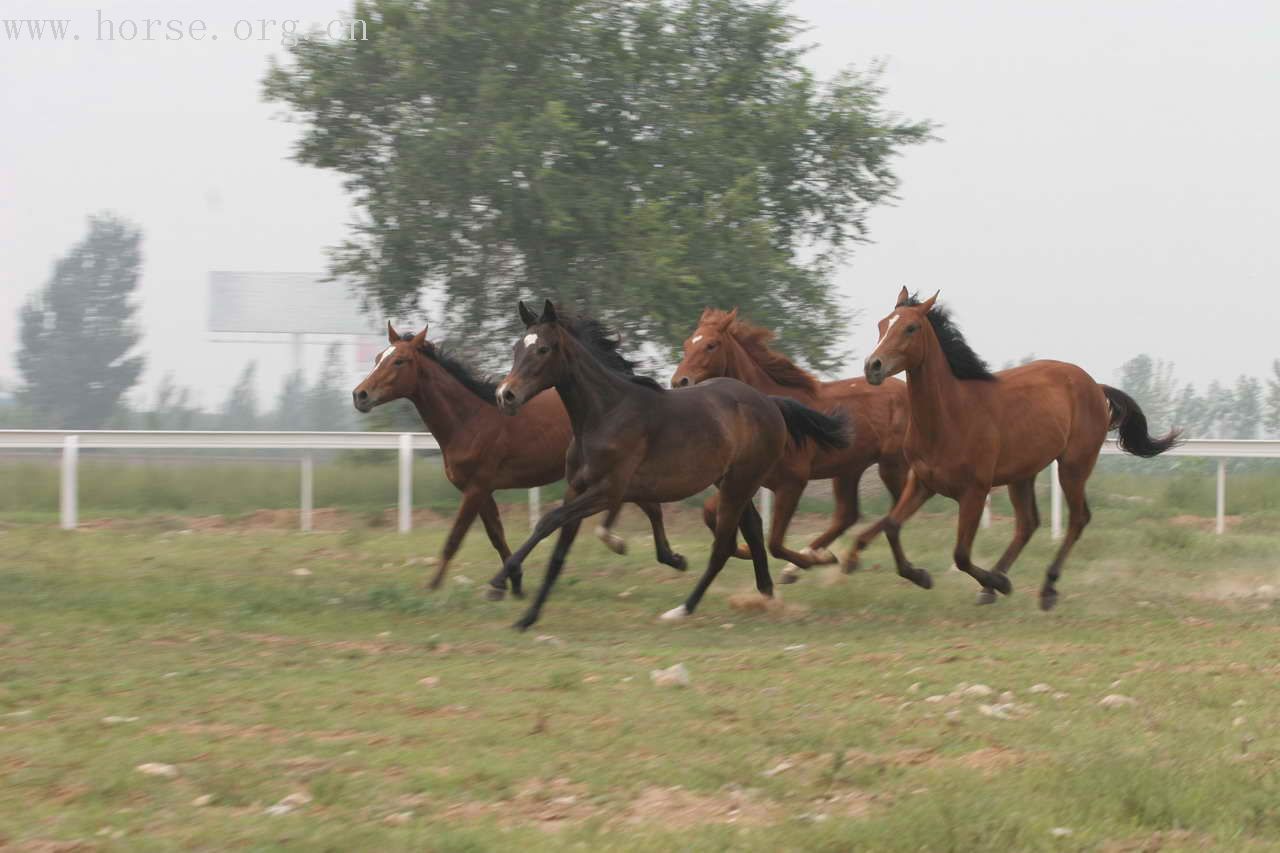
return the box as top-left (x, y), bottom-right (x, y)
top-left (16, 213), bottom-right (146, 427)
top-left (262, 0), bottom-right (932, 370)
top-left (220, 361), bottom-right (260, 428)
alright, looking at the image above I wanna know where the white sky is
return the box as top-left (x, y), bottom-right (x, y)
top-left (2, 0), bottom-right (1277, 411)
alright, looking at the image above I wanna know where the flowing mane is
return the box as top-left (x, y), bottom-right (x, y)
top-left (700, 309), bottom-right (820, 393)
top-left (403, 334), bottom-right (501, 403)
top-left (561, 315), bottom-right (665, 391)
top-left (899, 295), bottom-right (996, 381)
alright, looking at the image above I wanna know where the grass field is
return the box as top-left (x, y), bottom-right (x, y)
top-left (2, 496), bottom-right (1280, 851)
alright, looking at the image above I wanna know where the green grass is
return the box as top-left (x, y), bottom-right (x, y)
top-left (1, 498), bottom-right (1279, 850)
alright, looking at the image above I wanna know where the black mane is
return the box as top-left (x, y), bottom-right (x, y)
top-left (402, 334), bottom-right (500, 404)
top-left (901, 294), bottom-right (996, 381)
top-left (560, 315), bottom-right (665, 391)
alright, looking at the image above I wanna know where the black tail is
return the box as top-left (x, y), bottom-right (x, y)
top-left (1101, 386), bottom-right (1181, 458)
top-left (771, 397), bottom-right (851, 451)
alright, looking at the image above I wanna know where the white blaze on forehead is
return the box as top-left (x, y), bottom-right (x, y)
top-left (691, 335), bottom-right (704, 344)
top-left (523, 333), bottom-right (538, 348)
top-left (873, 314), bottom-right (901, 351)
top-left (376, 346), bottom-right (396, 364)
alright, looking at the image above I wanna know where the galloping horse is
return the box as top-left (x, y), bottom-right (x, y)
top-left (860, 288), bottom-right (1180, 609)
top-left (352, 322), bottom-right (686, 590)
top-left (490, 301), bottom-right (850, 630)
top-left (671, 308), bottom-right (912, 579)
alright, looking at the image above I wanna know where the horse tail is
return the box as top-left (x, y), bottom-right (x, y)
top-left (1100, 385), bottom-right (1182, 458)
top-left (771, 397), bottom-right (851, 451)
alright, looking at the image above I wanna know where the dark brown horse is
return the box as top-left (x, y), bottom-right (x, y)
top-left (859, 288), bottom-right (1180, 609)
top-left (352, 322), bottom-right (686, 590)
top-left (671, 308), bottom-right (911, 579)
top-left (489, 301), bottom-right (850, 630)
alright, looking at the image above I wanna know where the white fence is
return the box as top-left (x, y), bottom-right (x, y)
top-left (1, 431), bottom-right (1278, 538)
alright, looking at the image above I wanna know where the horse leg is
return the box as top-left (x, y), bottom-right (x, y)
top-left (594, 505), bottom-right (628, 555)
top-left (1039, 461), bottom-right (1094, 611)
top-left (512, 518), bottom-right (584, 631)
top-left (703, 492), bottom-right (751, 560)
top-left (636, 501), bottom-right (687, 571)
top-left (952, 488), bottom-right (1012, 596)
top-left (846, 457), bottom-right (908, 559)
top-left (425, 490), bottom-right (484, 591)
top-left (476, 495), bottom-right (520, 597)
top-left (662, 487), bottom-right (754, 620)
top-left (738, 500), bottom-right (774, 598)
top-left (847, 471), bottom-right (933, 588)
top-left (804, 471), bottom-right (865, 561)
top-left (976, 478), bottom-right (1039, 605)
top-left (765, 479), bottom-right (819, 585)
top-left (486, 483), bottom-right (611, 600)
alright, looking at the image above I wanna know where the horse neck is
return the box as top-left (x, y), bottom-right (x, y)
top-left (553, 335), bottom-right (636, 433)
top-left (723, 334), bottom-right (790, 394)
top-left (406, 357), bottom-right (490, 448)
top-left (904, 331), bottom-right (968, 444)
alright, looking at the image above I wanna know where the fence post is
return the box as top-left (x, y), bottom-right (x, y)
top-left (981, 493), bottom-right (992, 529)
top-left (1216, 459), bottom-right (1226, 535)
top-left (760, 488), bottom-right (773, 529)
top-left (528, 487), bottom-right (541, 530)
top-left (398, 433), bottom-right (413, 534)
top-left (60, 434), bottom-right (79, 530)
top-left (300, 453), bottom-right (314, 532)
top-left (1050, 460), bottom-right (1062, 540)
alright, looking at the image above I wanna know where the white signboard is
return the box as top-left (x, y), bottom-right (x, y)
top-left (208, 271), bottom-right (378, 335)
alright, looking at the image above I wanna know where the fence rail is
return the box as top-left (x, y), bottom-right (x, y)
top-left (1, 431), bottom-right (1278, 538)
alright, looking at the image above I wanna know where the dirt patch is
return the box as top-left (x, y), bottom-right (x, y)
top-left (1169, 514), bottom-right (1242, 533)
top-left (440, 777), bottom-right (784, 831)
top-left (727, 591), bottom-right (807, 618)
top-left (839, 746), bottom-right (1027, 777)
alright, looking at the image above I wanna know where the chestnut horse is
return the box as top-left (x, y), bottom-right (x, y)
top-left (671, 308), bottom-right (911, 579)
top-left (490, 301), bottom-right (850, 630)
top-left (352, 322), bottom-right (686, 590)
top-left (860, 288), bottom-right (1180, 610)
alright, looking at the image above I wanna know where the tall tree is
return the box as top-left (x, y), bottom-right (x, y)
top-left (144, 374), bottom-right (199, 430)
top-left (304, 343), bottom-right (353, 430)
top-left (263, 0), bottom-right (932, 370)
top-left (1266, 359), bottom-right (1280, 437)
top-left (16, 213), bottom-right (146, 427)
top-left (221, 362), bottom-right (260, 429)
top-left (1226, 375), bottom-right (1262, 439)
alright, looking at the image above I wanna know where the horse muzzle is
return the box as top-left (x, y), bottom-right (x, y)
top-left (495, 382), bottom-right (526, 416)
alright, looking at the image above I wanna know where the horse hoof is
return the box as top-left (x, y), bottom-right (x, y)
top-left (665, 553), bottom-right (688, 572)
top-left (988, 572), bottom-right (1013, 596)
top-left (779, 566), bottom-right (801, 585)
top-left (908, 568), bottom-right (933, 590)
top-left (842, 557), bottom-right (861, 575)
top-left (810, 548), bottom-right (837, 565)
top-left (595, 525), bottom-right (627, 555)
top-left (659, 604), bottom-right (690, 623)
top-left (1039, 590), bottom-right (1058, 611)
top-left (975, 589), bottom-right (997, 605)
top-left (512, 614), bottom-right (536, 632)
top-left (485, 587), bottom-right (506, 602)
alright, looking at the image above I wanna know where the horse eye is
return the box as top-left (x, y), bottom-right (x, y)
top-left (538, 345), bottom-right (550, 355)
top-left (905, 325), bottom-right (918, 334)
top-left (393, 358), bottom-right (406, 366)
top-left (706, 342), bottom-right (717, 351)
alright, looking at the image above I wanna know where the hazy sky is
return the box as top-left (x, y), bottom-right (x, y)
top-left (2, 0), bottom-right (1277, 412)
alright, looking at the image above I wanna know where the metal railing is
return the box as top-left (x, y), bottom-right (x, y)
top-left (1, 431), bottom-right (1277, 538)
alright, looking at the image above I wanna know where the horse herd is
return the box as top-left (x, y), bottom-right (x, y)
top-left (352, 288), bottom-right (1179, 630)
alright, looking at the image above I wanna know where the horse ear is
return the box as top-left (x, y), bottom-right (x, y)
top-left (918, 291), bottom-right (940, 313)
top-left (719, 307), bottom-right (738, 329)
top-left (387, 321), bottom-right (400, 345)
top-left (541, 299), bottom-right (558, 323)
top-left (518, 301), bottom-right (538, 327)
top-left (410, 326), bottom-right (428, 350)
top-left (895, 286), bottom-right (911, 307)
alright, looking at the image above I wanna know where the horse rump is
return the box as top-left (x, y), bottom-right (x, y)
top-left (770, 397), bottom-right (852, 450)
top-left (1101, 385), bottom-right (1182, 458)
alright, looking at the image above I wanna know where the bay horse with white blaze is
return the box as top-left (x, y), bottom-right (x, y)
top-left (490, 301), bottom-right (850, 630)
top-left (352, 322), bottom-right (686, 590)
top-left (859, 288), bottom-right (1180, 610)
top-left (671, 308), bottom-right (912, 579)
